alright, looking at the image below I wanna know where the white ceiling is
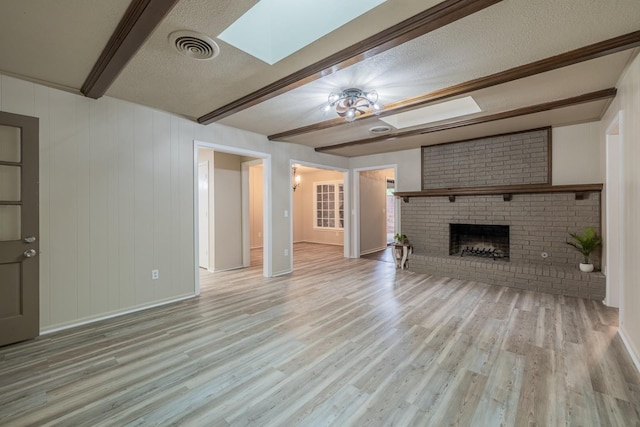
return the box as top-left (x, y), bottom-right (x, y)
top-left (0, 0), bottom-right (639, 157)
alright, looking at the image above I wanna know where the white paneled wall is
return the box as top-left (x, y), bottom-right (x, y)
top-left (602, 51), bottom-right (640, 368)
top-left (0, 75), bottom-right (195, 330)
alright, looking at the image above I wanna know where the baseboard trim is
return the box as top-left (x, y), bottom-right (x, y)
top-left (296, 240), bottom-right (343, 247)
top-left (213, 265), bottom-right (245, 272)
top-left (40, 293), bottom-right (197, 335)
top-left (619, 326), bottom-right (640, 374)
top-left (360, 246), bottom-right (388, 256)
top-left (272, 269), bottom-right (292, 277)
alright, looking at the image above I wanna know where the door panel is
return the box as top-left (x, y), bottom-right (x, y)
top-left (0, 111), bottom-right (39, 347)
top-left (0, 206), bottom-right (21, 241)
top-left (0, 165), bottom-right (21, 200)
top-left (0, 124), bottom-right (21, 162)
top-left (0, 263), bottom-right (21, 316)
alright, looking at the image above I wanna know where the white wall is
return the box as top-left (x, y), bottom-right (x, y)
top-left (552, 122), bottom-right (602, 185)
top-left (601, 50), bottom-right (640, 369)
top-left (350, 149), bottom-right (421, 192)
top-left (213, 152), bottom-right (243, 270)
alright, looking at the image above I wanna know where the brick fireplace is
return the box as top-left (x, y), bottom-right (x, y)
top-left (396, 128), bottom-right (605, 300)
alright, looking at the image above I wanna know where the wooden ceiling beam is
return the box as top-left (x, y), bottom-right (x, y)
top-left (81, 0), bottom-right (180, 99)
top-left (314, 88), bottom-right (617, 153)
top-left (197, 0), bottom-right (503, 125)
top-left (271, 30), bottom-right (640, 141)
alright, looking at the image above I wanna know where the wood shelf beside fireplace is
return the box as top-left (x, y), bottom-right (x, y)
top-left (394, 183), bottom-right (603, 203)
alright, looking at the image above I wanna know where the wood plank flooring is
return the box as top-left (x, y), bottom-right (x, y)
top-left (1, 242), bottom-right (639, 426)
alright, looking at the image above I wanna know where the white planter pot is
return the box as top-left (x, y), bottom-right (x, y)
top-left (579, 263), bottom-right (594, 272)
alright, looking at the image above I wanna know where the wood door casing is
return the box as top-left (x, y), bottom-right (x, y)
top-left (0, 111), bottom-right (39, 347)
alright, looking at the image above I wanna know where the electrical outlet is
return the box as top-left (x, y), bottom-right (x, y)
top-left (152, 269), bottom-right (159, 280)
top-left (284, 249), bottom-right (289, 256)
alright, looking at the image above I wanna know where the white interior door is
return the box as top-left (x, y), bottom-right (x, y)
top-left (198, 161), bottom-right (209, 269)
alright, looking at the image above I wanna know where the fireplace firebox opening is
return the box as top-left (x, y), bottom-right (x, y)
top-left (449, 224), bottom-right (509, 260)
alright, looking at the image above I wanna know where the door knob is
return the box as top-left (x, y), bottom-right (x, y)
top-left (24, 236), bottom-right (36, 243)
top-left (24, 249), bottom-right (37, 258)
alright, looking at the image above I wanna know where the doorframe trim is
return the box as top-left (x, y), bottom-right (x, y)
top-left (197, 160), bottom-right (210, 270)
top-left (241, 159), bottom-right (264, 267)
top-left (604, 111), bottom-right (624, 312)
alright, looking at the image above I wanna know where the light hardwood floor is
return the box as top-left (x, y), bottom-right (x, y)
top-left (1, 243), bottom-right (639, 426)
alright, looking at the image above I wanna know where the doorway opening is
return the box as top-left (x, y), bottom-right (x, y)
top-left (194, 141), bottom-right (271, 295)
top-left (354, 166), bottom-right (397, 258)
top-left (290, 161), bottom-right (349, 270)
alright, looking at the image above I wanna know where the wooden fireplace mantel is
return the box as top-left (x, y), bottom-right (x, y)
top-left (394, 183), bottom-right (603, 203)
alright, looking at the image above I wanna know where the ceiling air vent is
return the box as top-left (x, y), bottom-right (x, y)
top-left (369, 125), bottom-right (391, 134)
top-left (169, 30), bottom-right (220, 60)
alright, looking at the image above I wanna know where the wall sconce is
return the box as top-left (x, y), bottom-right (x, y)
top-left (292, 165), bottom-right (301, 191)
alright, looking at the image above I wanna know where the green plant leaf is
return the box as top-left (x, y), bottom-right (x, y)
top-left (566, 226), bottom-right (601, 263)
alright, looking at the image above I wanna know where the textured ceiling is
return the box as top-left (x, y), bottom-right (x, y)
top-left (0, 0), bottom-right (131, 91)
top-left (0, 0), bottom-right (639, 158)
top-left (106, 0), bottom-right (441, 119)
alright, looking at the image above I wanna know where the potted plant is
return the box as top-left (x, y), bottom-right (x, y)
top-left (566, 227), bottom-right (601, 272)
top-left (394, 233), bottom-right (409, 244)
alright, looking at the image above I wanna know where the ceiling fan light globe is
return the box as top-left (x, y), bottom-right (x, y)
top-left (365, 90), bottom-right (378, 103)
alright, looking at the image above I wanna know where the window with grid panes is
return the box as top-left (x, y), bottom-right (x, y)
top-left (314, 182), bottom-right (344, 229)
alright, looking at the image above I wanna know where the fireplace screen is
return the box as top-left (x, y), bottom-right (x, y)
top-left (449, 224), bottom-right (509, 260)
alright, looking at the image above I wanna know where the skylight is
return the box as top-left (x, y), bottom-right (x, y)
top-left (379, 97), bottom-right (482, 129)
top-left (217, 0), bottom-right (387, 65)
